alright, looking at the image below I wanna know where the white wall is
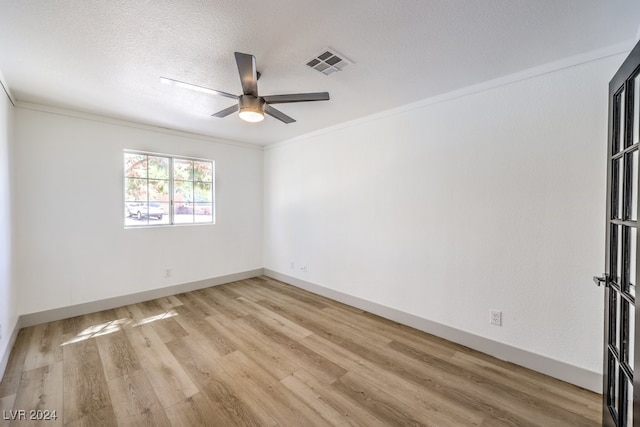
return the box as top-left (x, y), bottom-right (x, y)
top-left (13, 107), bottom-right (263, 315)
top-left (0, 84), bottom-right (15, 370)
top-left (264, 54), bottom-right (624, 377)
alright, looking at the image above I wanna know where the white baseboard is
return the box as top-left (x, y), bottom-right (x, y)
top-left (19, 269), bottom-right (264, 328)
top-left (264, 269), bottom-right (602, 393)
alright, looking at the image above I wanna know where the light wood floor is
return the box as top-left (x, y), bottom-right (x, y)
top-left (0, 276), bottom-right (600, 426)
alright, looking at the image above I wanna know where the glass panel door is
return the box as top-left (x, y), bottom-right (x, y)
top-left (603, 40), bottom-right (640, 427)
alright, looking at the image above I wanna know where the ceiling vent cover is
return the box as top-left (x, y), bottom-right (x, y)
top-left (305, 48), bottom-right (352, 76)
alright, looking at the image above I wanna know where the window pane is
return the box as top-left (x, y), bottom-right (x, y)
top-left (149, 179), bottom-right (169, 202)
top-left (174, 203), bottom-right (193, 224)
top-left (125, 153), bottom-right (147, 178)
top-left (615, 158), bottom-right (624, 219)
top-left (634, 75), bottom-right (639, 145)
top-left (195, 182), bottom-right (212, 203)
top-left (616, 292), bottom-right (622, 351)
top-left (145, 202), bottom-right (166, 223)
top-left (632, 151), bottom-right (638, 221)
top-left (174, 159), bottom-right (193, 181)
top-left (194, 203), bottom-right (213, 223)
top-left (624, 300), bottom-right (632, 363)
top-left (620, 90), bottom-right (626, 151)
top-left (174, 180), bottom-right (193, 203)
top-left (126, 202), bottom-right (149, 224)
top-left (629, 303), bottom-right (635, 371)
top-left (194, 161), bottom-right (213, 182)
top-left (124, 178), bottom-right (147, 202)
top-left (609, 355), bottom-right (619, 414)
top-left (614, 363), bottom-right (621, 416)
top-left (627, 376), bottom-right (633, 426)
top-left (631, 227), bottom-right (637, 299)
top-left (148, 156), bottom-right (169, 180)
top-left (617, 225), bottom-right (624, 285)
top-left (155, 202), bottom-right (170, 225)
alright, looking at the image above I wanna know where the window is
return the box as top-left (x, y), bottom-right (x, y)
top-left (124, 151), bottom-right (214, 227)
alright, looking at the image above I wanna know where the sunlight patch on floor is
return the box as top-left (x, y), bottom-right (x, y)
top-left (61, 310), bottom-right (178, 346)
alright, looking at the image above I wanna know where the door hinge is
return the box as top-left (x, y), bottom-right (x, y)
top-left (593, 273), bottom-right (609, 287)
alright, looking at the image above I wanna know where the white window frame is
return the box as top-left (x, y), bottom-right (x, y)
top-left (124, 150), bottom-right (215, 227)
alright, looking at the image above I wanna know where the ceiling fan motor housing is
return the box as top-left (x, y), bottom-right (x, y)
top-left (238, 94), bottom-right (265, 122)
top-left (239, 94), bottom-right (265, 112)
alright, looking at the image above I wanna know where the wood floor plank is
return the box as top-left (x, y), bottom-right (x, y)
top-left (0, 328), bottom-right (33, 398)
top-left (176, 291), bottom-right (224, 318)
top-left (107, 369), bottom-right (171, 427)
top-left (301, 333), bottom-right (485, 426)
top-left (63, 405), bottom-right (117, 427)
top-left (222, 281), bottom-right (265, 302)
top-left (193, 288), bottom-right (246, 319)
top-left (215, 283), bottom-right (245, 300)
top-left (151, 317), bottom-right (189, 344)
top-left (283, 368), bottom-right (387, 426)
top-left (12, 362), bottom-right (63, 426)
top-left (204, 316), bottom-right (301, 381)
top-left (0, 277), bottom-right (601, 426)
top-left (123, 324), bottom-right (198, 409)
top-left (387, 339), bottom-right (598, 426)
top-left (166, 335), bottom-right (268, 426)
top-left (62, 339), bottom-right (112, 424)
top-left (236, 315), bottom-right (347, 384)
top-left (165, 393), bottom-right (239, 427)
top-left (114, 304), bottom-right (146, 326)
top-left (154, 295), bottom-right (184, 311)
top-left (171, 305), bottom-right (235, 358)
top-left (0, 394), bottom-right (16, 427)
top-left (450, 350), bottom-right (601, 418)
top-left (257, 297), bottom-right (391, 349)
top-left (257, 278), bottom-right (331, 310)
top-left (22, 322), bottom-right (63, 372)
top-left (95, 330), bottom-right (141, 381)
top-left (280, 371), bottom-right (356, 427)
top-left (137, 299), bottom-right (171, 319)
top-left (219, 350), bottom-right (331, 426)
top-left (234, 296), bottom-right (314, 341)
top-left (323, 305), bottom-right (458, 360)
top-left (332, 371), bottom-right (433, 426)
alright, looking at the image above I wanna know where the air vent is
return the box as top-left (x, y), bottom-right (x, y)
top-left (305, 48), bottom-right (352, 76)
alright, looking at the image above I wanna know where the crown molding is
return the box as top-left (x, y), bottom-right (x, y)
top-left (15, 101), bottom-right (263, 151)
top-left (267, 41), bottom-right (633, 151)
top-left (0, 68), bottom-right (15, 106)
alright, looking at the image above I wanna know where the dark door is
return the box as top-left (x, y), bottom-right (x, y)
top-left (601, 40), bottom-right (640, 427)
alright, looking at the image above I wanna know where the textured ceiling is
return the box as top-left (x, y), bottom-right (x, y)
top-left (0, 0), bottom-right (639, 146)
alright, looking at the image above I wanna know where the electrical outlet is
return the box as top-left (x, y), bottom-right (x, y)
top-left (165, 268), bottom-right (172, 278)
top-left (490, 310), bottom-right (502, 326)
top-left (300, 265), bottom-right (307, 272)
top-left (290, 261), bottom-right (295, 270)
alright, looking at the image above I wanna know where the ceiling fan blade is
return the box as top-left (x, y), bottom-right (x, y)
top-left (264, 104), bottom-right (295, 124)
top-left (262, 92), bottom-right (330, 104)
top-left (160, 77), bottom-right (237, 100)
top-left (234, 52), bottom-right (259, 97)
top-left (212, 104), bottom-right (238, 118)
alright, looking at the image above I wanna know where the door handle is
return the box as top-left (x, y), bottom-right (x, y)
top-left (593, 274), bottom-right (609, 287)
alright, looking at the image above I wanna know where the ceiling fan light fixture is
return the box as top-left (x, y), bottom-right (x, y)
top-left (239, 109), bottom-right (264, 122)
top-left (238, 95), bottom-right (265, 123)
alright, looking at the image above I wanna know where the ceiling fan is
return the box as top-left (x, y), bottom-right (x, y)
top-left (161, 52), bottom-right (330, 124)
